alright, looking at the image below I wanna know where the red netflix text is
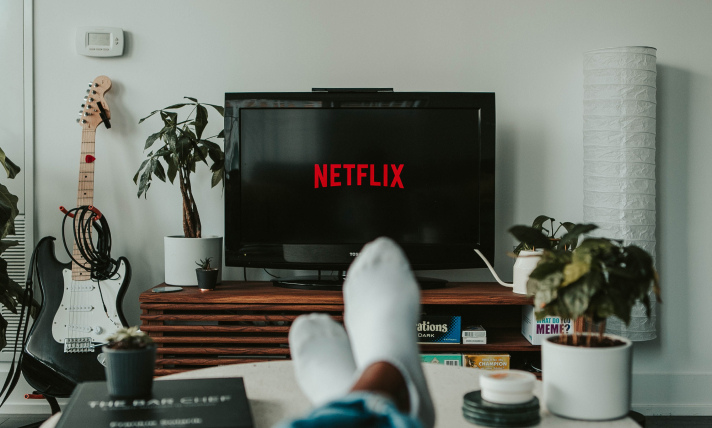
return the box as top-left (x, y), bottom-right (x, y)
top-left (314, 164), bottom-right (404, 188)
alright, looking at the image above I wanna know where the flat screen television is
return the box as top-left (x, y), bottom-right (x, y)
top-left (224, 91), bottom-right (495, 289)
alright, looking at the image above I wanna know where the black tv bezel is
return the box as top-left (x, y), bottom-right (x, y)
top-left (224, 92), bottom-right (496, 271)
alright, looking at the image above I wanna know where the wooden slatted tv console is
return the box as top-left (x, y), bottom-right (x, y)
top-left (139, 281), bottom-right (539, 377)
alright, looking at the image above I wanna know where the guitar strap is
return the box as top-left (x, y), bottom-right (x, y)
top-left (0, 240), bottom-right (42, 407)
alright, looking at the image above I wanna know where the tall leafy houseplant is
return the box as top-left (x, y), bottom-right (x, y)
top-left (133, 98), bottom-right (225, 238)
top-left (516, 222), bottom-right (661, 420)
top-left (0, 147), bottom-right (38, 349)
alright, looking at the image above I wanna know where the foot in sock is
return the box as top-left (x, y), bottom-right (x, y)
top-left (344, 237), bottom-right (435, 428)
top-left (289, 313), bottom-right (357, 406)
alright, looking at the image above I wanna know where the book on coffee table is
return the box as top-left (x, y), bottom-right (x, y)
top-left (56, 377), bottom-right (253, 428)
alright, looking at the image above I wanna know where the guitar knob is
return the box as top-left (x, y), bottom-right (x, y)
top-left (94, 326), bottom-right (104, 335)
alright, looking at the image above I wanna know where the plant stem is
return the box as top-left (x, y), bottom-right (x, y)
top-left (587, 317), bottom-right (593, 347)
top-left (599, 320), bottom-right (606, 341)
top-left (178, 166), bottom-right (201, 238)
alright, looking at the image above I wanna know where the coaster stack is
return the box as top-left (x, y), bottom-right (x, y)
top-left (462, 391), bottom-right (540, 427)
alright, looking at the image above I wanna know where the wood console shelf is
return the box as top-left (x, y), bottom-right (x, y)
top-left (139, 281), bottom-right (538, 377)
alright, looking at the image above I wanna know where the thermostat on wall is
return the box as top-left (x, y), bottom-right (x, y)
top-left (76, 27), bottom-right (124, 57)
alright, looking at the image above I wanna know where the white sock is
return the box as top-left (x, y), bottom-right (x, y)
top-left (289, 313), bottom-right (357, 406)
top-left (344, 237), bottom-right (435, 428)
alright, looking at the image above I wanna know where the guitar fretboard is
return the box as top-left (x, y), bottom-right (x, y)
top-left (72, 129), bottom-right (96, 281)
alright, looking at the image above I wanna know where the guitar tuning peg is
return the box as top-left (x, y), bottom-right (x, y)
top-left (76, 118), bottom-right (80, 123)
top-left (94, 83), bottom-right (99, 87)
top-left (79, 110), bottom-right (84, 113)
top-left (86, 89), bottom-right (90, 94)
top-left (81, 104), bottom-right (85, 108)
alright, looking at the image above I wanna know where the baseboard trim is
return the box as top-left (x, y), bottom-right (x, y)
top-left (633, 373), bottom-right (712, 416)
top-left (632, 404), bottom-right (712, 416)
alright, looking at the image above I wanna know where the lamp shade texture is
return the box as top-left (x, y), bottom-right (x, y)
top-left (583, 46), bottom-right (657, 341)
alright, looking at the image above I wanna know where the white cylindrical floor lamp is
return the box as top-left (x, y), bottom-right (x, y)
top-left (583, 46), bottom-right (657, 341)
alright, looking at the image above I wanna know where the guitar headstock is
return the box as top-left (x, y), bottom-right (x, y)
top-left (77, 75), bottom-right (112, 130)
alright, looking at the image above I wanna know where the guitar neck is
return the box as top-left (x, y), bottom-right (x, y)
top-left (72, 129), bottom-right (96, 280)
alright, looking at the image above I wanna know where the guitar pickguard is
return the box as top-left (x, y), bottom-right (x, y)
top-left (51, 260), bottom-right (127, 346)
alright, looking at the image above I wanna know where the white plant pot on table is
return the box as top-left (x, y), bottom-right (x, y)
top-left (164, 235), bottom-right (223, 286)
top-left (542, 334), bottom-right (632, 420)
top-left (512, 250), bottom-right (543, 294)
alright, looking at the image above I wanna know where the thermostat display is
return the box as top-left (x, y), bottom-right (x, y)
top-left (76, 27), bottom-right (124, 57)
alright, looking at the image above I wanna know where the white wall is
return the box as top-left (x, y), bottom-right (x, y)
top-left (32, 0), bottom-right (712, 416)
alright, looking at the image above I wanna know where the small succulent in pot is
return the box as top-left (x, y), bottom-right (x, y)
top-left (195, 257), bottom-right (219, 291)
top-left (103, 327), bottom-right (156, 398)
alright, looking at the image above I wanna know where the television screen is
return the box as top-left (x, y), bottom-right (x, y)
top-left (224, 92), bottom-right (495, 271)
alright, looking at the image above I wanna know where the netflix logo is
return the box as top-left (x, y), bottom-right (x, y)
top-left (314, 164), bottom-right (404, 188)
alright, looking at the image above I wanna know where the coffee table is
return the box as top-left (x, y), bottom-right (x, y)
top-left (40, 361), bottom-right (638, 428)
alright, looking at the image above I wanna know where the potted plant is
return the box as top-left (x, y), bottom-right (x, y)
top-left (103, 327), bottom-right (156, 398)
top-left (508, 216), bottom-right (591, 294)
top-left (523, 226), bottom-right (661, 420)
top-left (134, 98), bottom-right (225, 286)
top-left (0, 147), bottom-right (40, 349)
top-left (195, 257), bottom-right (218, 291)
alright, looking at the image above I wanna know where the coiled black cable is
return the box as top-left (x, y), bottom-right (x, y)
top-left (61, 205), bottom-right (120, 281)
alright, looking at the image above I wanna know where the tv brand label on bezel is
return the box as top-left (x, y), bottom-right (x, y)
top-left (314, 164), bottom-right (404, 188)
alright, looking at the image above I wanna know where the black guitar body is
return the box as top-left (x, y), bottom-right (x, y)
top-left (22, 237), bottom-right (131, 397)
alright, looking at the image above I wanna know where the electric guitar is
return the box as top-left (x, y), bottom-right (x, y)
top-left (22, 76), bottom-right (131, 397)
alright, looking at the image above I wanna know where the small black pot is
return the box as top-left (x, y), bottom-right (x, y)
top-left (196, 268), bottom-right (219, 290)
top-left (103, 344), bottom-right (156, 398)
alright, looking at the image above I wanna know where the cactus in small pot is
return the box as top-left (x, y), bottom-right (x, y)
top-left (103, 327), bottom-right (156, 398)
top-left (195, 257), bottom-right (219, 291)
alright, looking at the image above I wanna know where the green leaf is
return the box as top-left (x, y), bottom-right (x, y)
top-left (0, 147), bottom-right (20, 179)
top-left (217, 129), bottom-right (225, 139)
top-left (164, 103), bottom-right (190, 109)
top-left (194, 104), bottom-right (208, 140)
top-left (176, 135), bottom-right (192, 163)
top-left (153, 159), bottom-right (166, 182)
top-left (144, 132), bottom-right (161, 150)
top-left (558, 223), bottom-right (598, 251)
top-left (160, 111), bottom-right (178, 127)
top-left (184, 97), bottom-right (198, 103)
top-left (509, 225), bottom-right (551, 250)
top-left (0, 182), bottom-right (20, 239)
top-left (211, 168), bottom-right (223, 188)
top-left (138, 110), bottom-right (160, 124)
top-left (0, 315), bottom-right (7, 349)
top-left (205, 103), bottom-right (224, 116)
top-left (166, 156), bottom-right (178, 184)
top-left (137, 165), bottom-right (152, 198)
top-left (532, 215), bottom-right (553, 230)
top-left (133, 159), bottom-right (150, 184)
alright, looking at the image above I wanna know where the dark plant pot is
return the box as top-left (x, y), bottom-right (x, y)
top-left (196, 268), bottom-right (219, 290)
top-left (103, 344), bottom-right (156, 398)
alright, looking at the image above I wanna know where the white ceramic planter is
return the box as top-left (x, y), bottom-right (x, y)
top-left (542, 334), bottom-right (632, 420)
top-left (164, 236), bottom-right (223, 286)
top-left (512, 250), bottom-right (543, 294)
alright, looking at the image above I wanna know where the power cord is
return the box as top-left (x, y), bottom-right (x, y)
top-left (473, 249), bottom-right (512, 287)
